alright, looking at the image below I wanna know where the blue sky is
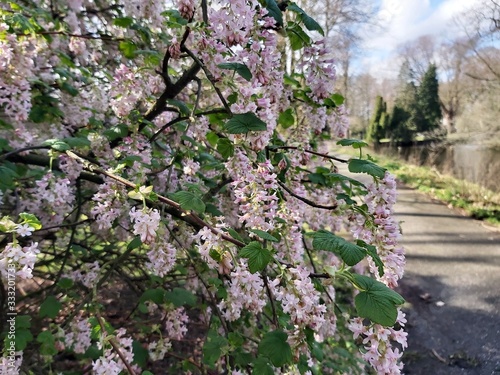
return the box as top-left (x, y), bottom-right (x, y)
top-left (355, 0), bottom-right (478, 78)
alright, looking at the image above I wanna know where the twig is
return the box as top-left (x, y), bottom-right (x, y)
top-left (277, 180), bottom-right (338, 210)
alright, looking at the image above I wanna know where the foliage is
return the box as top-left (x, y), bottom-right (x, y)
top-left (0, 1), bottom-right (407, 374)
top-left (366, 95), bottom-right (389, 143)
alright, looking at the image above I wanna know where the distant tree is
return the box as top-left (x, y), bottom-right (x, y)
top-left (366, 95), bottom-right (388, 143)
top-left (416, 63), bottom-right (442, 132)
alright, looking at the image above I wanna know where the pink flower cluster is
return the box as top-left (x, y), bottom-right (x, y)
top-left (177, 0), bottom-right (196, 19)
top-left (146, 242), bottom-right (177, 277)
top-left (348, 310), bottom-right (408, 374)
top-left (129, 207), bottom-right (161, 244)
top-left (226, 152), bottom-right (279, 232)
top-left (0, 242), bottom-right (39, 280)
top-left (164, 307), bottom-right (189, 340)
top-left (92, 328), bottom-right (138, 375)
top-left (218, 262), bottom-right (267, 321)
top-left (91, 180), bottom-right (130, 231)
top-left (63, 261), bottom-right (101, 289)
top-left (62, 318), bottom-right (92, 354)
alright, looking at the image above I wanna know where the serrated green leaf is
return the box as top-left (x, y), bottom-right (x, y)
top-left (37, 331), bottom-right (57, 356)
top-left (171, 191), bottom-right (206, 214)
top-left (258, 331), bottom-right (292, 367)
top-left (336, 138), bottom-right (368, 149)
top-left (164, 288), bottom-right (197, 307)
top-left (265, 0), bottom-right (283, 27)
top-left (278, 108), bottom-right (295, 128)
top-left (203, 332), bottom-right (228, 367)
top-left (216, 138), bottom-right (234, 159)
top-left (239, 242), bottom-right (273, 273)
top-left (326, 173), bottom-right (365, 188)
top-left (352, 274), bottom-right (405, 326)
top-left (218, 62), bottom-right (252, 81)
top-left (103, 123), bottom-right (129, 141)
top-left (206, 131), bottom-right (219, 147)
top-left (63, 137), bottom-right (91, 148)
top-left (39, 296), bottom-right (62, 319)
top-left (348, 159), bottom-right (387, 178)
top-left (312, 230), bottom-right (366, 266)
top-left (249, 229), bottom-right (279, 242)
top-left (224, 112), bottom-right (267, 134)
top-left (252, 357), bottom-right (274, 375)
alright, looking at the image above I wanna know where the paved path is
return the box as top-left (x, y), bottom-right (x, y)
top-left (394, 184), bottom-right (500, 374)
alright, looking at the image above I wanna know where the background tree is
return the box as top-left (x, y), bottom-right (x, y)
top-left (416, 63), bottom-right (442, 133)
top-left (366, 95), bottom-right (389, 143)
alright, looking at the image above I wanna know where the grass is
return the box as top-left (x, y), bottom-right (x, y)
top-left (377, 157), bottom-right (500, 227)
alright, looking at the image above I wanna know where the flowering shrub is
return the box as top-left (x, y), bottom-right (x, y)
top-left (0, 1), bottom-right (406, 374)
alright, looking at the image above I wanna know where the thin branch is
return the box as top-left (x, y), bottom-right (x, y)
top-left (266, 145), bottom-right (348, 163)
top-left (277, 180), bottom-right (338, 210)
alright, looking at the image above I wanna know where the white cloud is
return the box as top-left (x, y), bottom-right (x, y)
top-left (354, 0), bottom-right (479, 78)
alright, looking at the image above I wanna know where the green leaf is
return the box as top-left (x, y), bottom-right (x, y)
top-left (203, 332), bottom-right (228, 367)
top-left (249, 229), bottom-right (279, 242)
top-left (252, 357), bottom-right (274, 375)
top-left (239, 242), bottom-right (273, 273)
top-left (13, 316), bottom-right (33, 351)
top-left (139, 288), bottom-right (166, 305)
top-left (352, 274), bottom-right (405, 326)
top-left (37, 331), bottom-right (57, 356)
top-left (127, 236), bottom-right (142, 251)
top-left (287, 4), bottom-right (324, 35)
top-left (164, 288), bottom-right (197, 307)
top-left (119, 40), bottom-right (137, 59)
top-left (265, 0), bottom-right (283, 27)
top-left (278, 108), bottom-right (295, 129)
top-left (63, 136), bottom-right (91, 148)
top-left (103, 123), bottom-right (129, 141)
top-left (286, 22), bottom-right (311, 50)
top-left (57, 278), bottom-right (74, 289)
top-left (39, 296), bottom-right (62, 319)
top-left (357, 240), bottom-right (384, 277)
top-left (42, 139), bottom-right (70, 151)
top-left (348, 159), bottom-right (387, 179)
top-left (60, 81), bottom-right (79, 96)
top-left (224, 112), bottom-right (267, 134)
top-left (337, 138), bottom-right (368, 149)
top-left (258, 330), bottom-right (292, 367)
top-left (132, 340), bottom-right (149, 368)
top-left (218, 62), bottom-right (252, 81)
top-left (326, 173), bottom-right (365, 188)
top-left (166, 99), bottom-right (190, 116)
top-left (312, 230), bottom-right (366, 266)
top-left (113, 17), bottom-right (134, 28)
top-left (216, 138), bottom-right (234, 159)
top-left (171, 191), bottom-right (206, 214)
top-left (206, 131), bottom-right (219, 147)
top-left (19, 212), bottom-right (42, 230)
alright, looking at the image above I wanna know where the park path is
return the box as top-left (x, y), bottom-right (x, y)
top-left (394, 184), bottom-right (500, 374)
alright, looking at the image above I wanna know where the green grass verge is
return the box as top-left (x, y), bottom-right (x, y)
top-left (377, 157), bottom-right (500, 227)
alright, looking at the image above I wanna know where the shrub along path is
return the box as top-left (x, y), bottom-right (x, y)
top-left (394, 184), bottom-right (500, 374)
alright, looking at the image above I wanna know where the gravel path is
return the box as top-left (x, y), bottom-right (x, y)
top-left (394, 184), bottom-right (500, 375)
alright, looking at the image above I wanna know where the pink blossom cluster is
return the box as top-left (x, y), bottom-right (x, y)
top-left (299, 40), bottom-right (337, 102)
top-left (0, 23), bottom-right (35, 122)
top-left (226, 152), bottom-right (279, 232)
top-left (218, 261), bottom-right (267, 321)
top-left (356, 172), bottom-right (406, 287)
top-left (195, 225), bottom-right (231, 270)
top-left (92, 328), bottom-right (138, 375)
top-left (0, 242), bottom-right (39, 280)
top-left (146, 242), bottom-right (177, 277)
top-left (129, 207), bottom-right (161, 244)
top-left (63, 261), bottom-right (101, 288)
top-left (164, 306), bottom-right (189, 340)
top-left (148, 338), bottom-right (172, 361)
top-left (348, 310), bottom-right (408, 374)
top-left (270, 267), bottom-right (328, 331)
top-left (62, 318), bottom-right (92, 354)
top-left (91, 179), bottom-right (130, 231)
top-left (0, 352), bottom-right (23, 375)
top-left (22, 172), bottom-right (75, 226)
top-left (177, 0), bottom-right (196, 20)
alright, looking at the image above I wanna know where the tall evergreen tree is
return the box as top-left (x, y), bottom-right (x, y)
top-left (367, 95), bottom-right (388, 143)
top-left (417, 63), bottom-right (442, 132)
